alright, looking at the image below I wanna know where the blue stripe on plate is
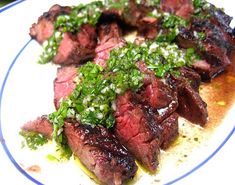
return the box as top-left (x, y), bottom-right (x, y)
top-left (0, 0), bottom-right (26, 13)
top-left (0, 1), bottom-right (234, 184)
top-left (0, 39), bottom-right (43, 185)
top-left (165, 126), bottom-right (235, 185)
top-left (1, 39), bottom-right (234, 185)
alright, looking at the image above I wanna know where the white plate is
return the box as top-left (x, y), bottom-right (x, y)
top-left (0, 0), bottom-right (234, 185)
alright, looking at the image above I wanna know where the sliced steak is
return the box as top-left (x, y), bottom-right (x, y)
top-left (179, 67), bottom-right (201, 92)
top-left (135, 61), bottom-right (178, 123)
top-left (160, 0), bottom-right (194, 19)
top-left (177, 26), bottom-right (230, 80)
top-left (21, 116), bottom-right (53, 139)
top-left (192, 60), bottom-right (225, 81)
top-left (54, 66), bottom-right (77, 109)
top-left (94, 22), bottom-right (126, 68)
top-left (115, 91), bottom-right (160, 172)
top-left (53, 24), bottom-right (97, 65)
top-left (158, 113), bottom-right (179, 149)
top-left (168, 73), bottom-right (208, 126)
top-left (177, 83), bottom-right (208, 126)
top-left (64, 122), bottom-right (137, 185)
top-left (29, 4), bottom-right (71, 44)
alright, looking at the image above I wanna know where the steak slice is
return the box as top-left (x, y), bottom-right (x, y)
top-left (22, 116), bottom-right (137, 184)
top-left (192, 60), bottom-right (225, 81)
top-left (21, 116), bottom-right (53, 139)
top-left (160, 0), bottom-right (194, 19)
top-left (53, 24), bottom-right (97, 65)
top-left (64, 122), bottom-right (137, 185)
top-left (167, 71), bottom-right (208, 126)
top-left (54, 66), bottom-right (77, 109)
top-left (177, 83), bottom-right (208, 126)
top-left (115, 91), bottom-right (160, 172)
top-left (94, 22), bottom-right (126, 68)
top-left (179, 67), bottom-right (201, 92)
top-left (135, 61), bottom-right (178, 123)
top-left (177, 26), bottom-right (230, 81)
top-left (29, 4), bottom-right (71, 44)
top-left (158, 113), bottom-right (179, 149)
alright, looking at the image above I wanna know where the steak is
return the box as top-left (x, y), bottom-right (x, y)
top-left (179, 67), bottom-right (201, 92)
top-left (135, 61), bottom-right (178, 123)
top-left (158, 113), bottom-right (179, 149)
top-left (30, 5), bottom-right (97, 65)
top-left (22, 116), bottom-right (137, 185)
top-left (160, 0), bottom-right (194, 19)
top-left (115, 91), bottom-right (160, 172)
top-left (177, 83), bottom-right (208, 126)
top-left (168, 74), bottom-right (208, 126)
top-left (94, 22), bottom-right (126, 68)
top-left (54, 66), bottom-right (77, 109)
top-left (53, 24), bottom-right (97, 65)
top-left (177, 4), bottom-right (235, 81)
top-left (29, 4), bottom-right (71, 44)
top-left (64, 122), bottom-right (137, 185)
top-left (21, 116), bottom-right (53, 139)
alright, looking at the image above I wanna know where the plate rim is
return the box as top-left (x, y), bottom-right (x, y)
top-left (0, 1), bottom-right (234, 185)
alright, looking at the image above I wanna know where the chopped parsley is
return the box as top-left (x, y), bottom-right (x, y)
top-left (49, 40), bottom-right (199, 145)
top-left (192, 0), bottom-right (210, 19)
top-left (38, 1), bottom-right (104, 64)
top-left (20, 131), bottom-right (48, 150)
top-left (162, 14), bottom-right (188, 29)
top-left (104, 0), bottom-right (129, 9)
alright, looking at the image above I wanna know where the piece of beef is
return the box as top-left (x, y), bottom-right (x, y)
top-left (94, 22), bottom-right (126, 68)
top-left (204, 3), bottom-right (235, 41)
top-left (158, 113), bottom-right (179, 149)
top-left (137, 16), bottom-right (159, 40)
top-left (21, 116), bottom-right (53, 139)
top-left (115, 91), bottom-right (160, 172)
top-left (53, 24), bottom-right (97, 65)
top-left (135, 61), bottom-right (178, 123)
top-left (177, 26), bottom-right (230, 81)
top-left (168, 74), bottom-right (208, 126)
top-left (29, 4), bottom-right (71, 44)
top-left (191, 18), bottom-right (235, 55)
top-left (122, 1), bottom-right (159, 39)
top-left (178, 83), bottom-right (208, 126)
top-left (192, 60), bottom-right (225, 81)
top-left (64, 122), bottom-right (137, 185)
top-left (160, 0), bottom-right (194, 19)
top-left (54, 66), bottom-right (77, 109)
top-left (179, 67), bottom-right (201, 91)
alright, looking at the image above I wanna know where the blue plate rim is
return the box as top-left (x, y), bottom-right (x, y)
top-left (0, 1), bottom-right (234, 185)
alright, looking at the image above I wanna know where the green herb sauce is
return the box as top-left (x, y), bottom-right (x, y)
top-left (49, 40), bottom-right (199, 144)
top-left (38, 1), bottom-right (104, 64)
top-left (20, 130), bottom-right (48, 150)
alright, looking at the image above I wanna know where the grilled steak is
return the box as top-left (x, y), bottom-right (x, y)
top-left (158, 113), bottom-right (179, 149)
top-left (21, 116), bottom-right (53, 139)
top-left (178, 83), bottom-right (208, 126)
top-left (135, 61), bottom-right (178, 123)
top-left (30, 5), bottom-right (97, 65)
top-left (53, 24), bottom-right (97, 65)
top-left (64, 121), bottom-right (137, 185)
top-left (54, 66), bottom-right (77, 109)
top-left (29, 4), bottom-right (71, 44)
top-left (168, 74), bottom-right (208, 126)
top-left (22, 116), bottom-right (137, 185)
top-left (179, 67), bottom-right (201, 92)
top-left (115, 91), bottom-right (160, 172)
top-left (94, 22), bottom-right (126, 68)
top-left (160, 0), bottom-right (194, 19)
